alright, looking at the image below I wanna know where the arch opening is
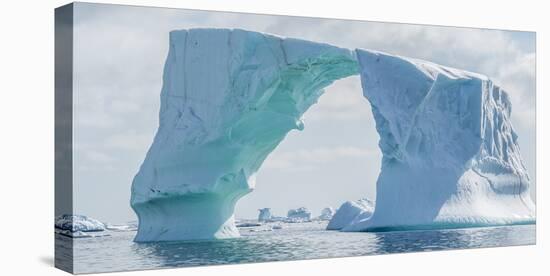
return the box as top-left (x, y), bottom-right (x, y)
top-left (234, 75), bottom-right (381, 222)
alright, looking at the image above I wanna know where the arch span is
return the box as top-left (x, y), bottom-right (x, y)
top-left (130, 29), bottom-right (534, 242)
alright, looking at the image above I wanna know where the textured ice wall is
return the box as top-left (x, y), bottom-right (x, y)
top-left (342, 50), bottom-right (535, 231)
top-left (130, 29), bottom-right (357, 242)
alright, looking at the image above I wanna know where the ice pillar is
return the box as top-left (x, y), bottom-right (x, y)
top-left (131, 29), bottom-right (357, 242)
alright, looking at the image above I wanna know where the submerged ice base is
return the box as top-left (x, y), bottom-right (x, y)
top-left (130, 28), bottom-right (357, 242)
top-left (132, 28), bottom-right (534, 241)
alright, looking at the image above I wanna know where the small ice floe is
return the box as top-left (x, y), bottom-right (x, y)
top-left (55, 214), bottom-right (105, 233)
top-left (105, 223), bottom-right (138, 232)
top-left (236, 222), bottom-right (262, 228)
top-left (271, 224), bottom-right (283, 230)
top-left (247, 227), bottom-right (273, 232)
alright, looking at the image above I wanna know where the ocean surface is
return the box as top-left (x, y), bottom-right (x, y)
top-left (56, 222), bottom-right (535, 274)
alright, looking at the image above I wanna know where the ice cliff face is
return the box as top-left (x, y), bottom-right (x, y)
top-left (131, 28), bottom-right (534, 241)
top-left (130, 29), bottom-right (357, 242)
top-left (258, 208), bottom-right (272, 222)
top-left (344, 50), bottom-right (535, 231)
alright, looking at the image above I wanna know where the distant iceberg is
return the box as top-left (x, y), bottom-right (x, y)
top-left (286, 207), bottom-right (312, 222)
top-left (327, 199), bottom-right (374, 230)
top-left (318, 207), bottom-right (335, 221)
top-left (258, 208), bottom-right (273, 222)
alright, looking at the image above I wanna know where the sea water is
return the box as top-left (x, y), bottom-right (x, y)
top-left (56, 222), bottom-right (535, 274)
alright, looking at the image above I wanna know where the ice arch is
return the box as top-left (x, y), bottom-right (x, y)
top-left (131, 28), bottom-right (534, 242)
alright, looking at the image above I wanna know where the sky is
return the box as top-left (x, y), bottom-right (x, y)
top-left (72, 2), bottom-right (536, 223)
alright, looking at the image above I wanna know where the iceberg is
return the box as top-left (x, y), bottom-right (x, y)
top-left (130, 28), bottom-right (357, 242)
top-left (343, 50), bottom-right (535, 231)
top-left (286, 207), bottom-right (312, 222)
top-left (318, 207), bottom-right (336, 221)
top-left (327, 199), bottom-right (374, 230)
top-left (258, 208), bottom-right (272, 222)
top-left (55, 214), bottom-right (105, 232)
top-left (131, 28), bottom-right (534, 241)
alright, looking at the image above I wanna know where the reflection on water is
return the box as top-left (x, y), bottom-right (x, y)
top-left (59, 222), bottom-right (534, 274)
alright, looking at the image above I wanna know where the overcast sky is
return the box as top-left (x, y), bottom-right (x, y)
top-left (72, 3), bottom-right (536, 223)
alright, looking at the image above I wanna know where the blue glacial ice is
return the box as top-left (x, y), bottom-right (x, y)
top-left (131, 28), bottom-right (535, 242)
top-left (130, 28), bottom-right (357, 242)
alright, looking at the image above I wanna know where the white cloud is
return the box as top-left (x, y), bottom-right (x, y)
top-left (103, 131), bottom-right (154, 151)
top-left (84, 150), bottom-right (114, 164)
top-left (304, 76), bottom-right (373, 121)
top-left (263, 146), bottom-right (378, 171)
top-left (73, 3), bottom-right (535, 131)
top-left (494, 52), bottom-right (536, 129)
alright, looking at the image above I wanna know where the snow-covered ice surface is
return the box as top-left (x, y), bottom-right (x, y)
top-left (131, 28), bottom-right (534, 241)
top-left (55, 214), bottom-right (105, 232)
top-left (346, 50), bottom-right (535, 231)
top-left (327, 199), bottom-right (374, 230)
top-left (130, 28), bottom-right (357, 242)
